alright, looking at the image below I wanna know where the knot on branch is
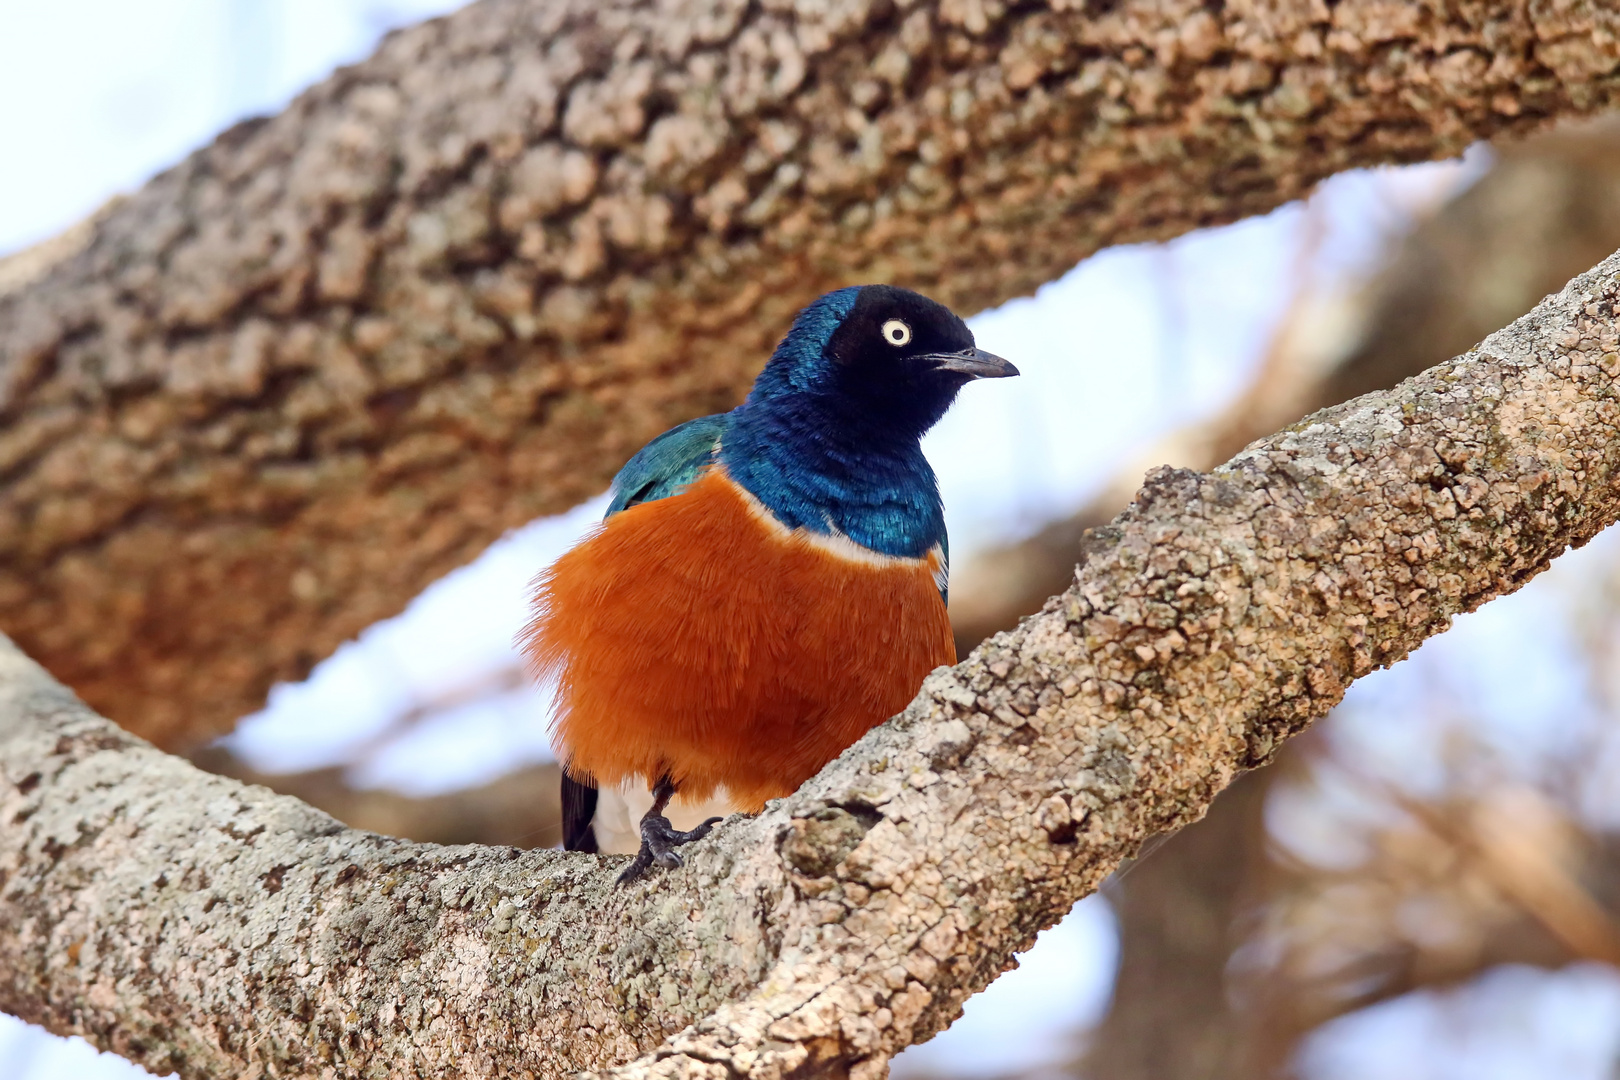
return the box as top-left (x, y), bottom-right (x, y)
top-left (778, 805), bottom-right (879, 878)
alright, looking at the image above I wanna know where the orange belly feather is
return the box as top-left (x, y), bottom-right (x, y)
top-left (524, 467), bottom-right (956, 813)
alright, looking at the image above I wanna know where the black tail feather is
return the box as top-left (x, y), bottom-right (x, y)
top-left (561, 771), bottom-right (600, 853)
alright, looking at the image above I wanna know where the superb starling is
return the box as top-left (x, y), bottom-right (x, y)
top-left (525, 285), bottom-right (1018, 882)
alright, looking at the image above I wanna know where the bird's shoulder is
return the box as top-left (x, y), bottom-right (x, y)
top-left (606, 412), bottom-right (731, 518)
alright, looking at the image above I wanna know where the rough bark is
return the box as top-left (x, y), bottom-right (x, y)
top-left (9, 242), bottom-right (1620, 1080)
top-left (4, 0), bottom-right (1618, 748)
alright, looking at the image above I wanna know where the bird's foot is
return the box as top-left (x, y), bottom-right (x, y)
top-left (616, 813), bottom-right (723, 886)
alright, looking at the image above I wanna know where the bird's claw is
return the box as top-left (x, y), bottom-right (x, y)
top-left (617, 813), bottom-right (724, 885)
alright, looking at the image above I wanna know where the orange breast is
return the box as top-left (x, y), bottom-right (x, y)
top-left (524, 467), bottom-right (956, 813)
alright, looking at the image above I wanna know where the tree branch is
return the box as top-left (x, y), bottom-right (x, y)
top-left (8, 242), bottom-right (1620, 1078)
top-left (4, 0), bottom-right (1616, 746)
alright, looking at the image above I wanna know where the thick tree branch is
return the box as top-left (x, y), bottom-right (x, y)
top-left (4, 0), bottom-right (1617, 746)
top-left (8, 243), bottom-right (1620, 1079)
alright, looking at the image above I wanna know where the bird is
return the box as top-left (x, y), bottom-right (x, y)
top-left (523, 284), bottom-right (1018, 883)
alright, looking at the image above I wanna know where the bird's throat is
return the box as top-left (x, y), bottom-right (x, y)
top-left (719, 398), bottom-right (944, 560)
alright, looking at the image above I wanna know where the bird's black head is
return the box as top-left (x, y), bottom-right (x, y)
top-left (748, 284), bottom-right (1019, 440)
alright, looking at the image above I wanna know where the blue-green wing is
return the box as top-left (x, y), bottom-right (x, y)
top-left (605, 413), bottom-right (730, 519)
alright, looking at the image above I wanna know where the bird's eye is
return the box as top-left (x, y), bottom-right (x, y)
top-left (881, 319), bottom-right (912, 347)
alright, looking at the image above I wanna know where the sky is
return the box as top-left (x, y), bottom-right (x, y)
top-left (0, 0), bottom-right (468, 255)
top-left (3, 3), bottom-right (1618, 1079)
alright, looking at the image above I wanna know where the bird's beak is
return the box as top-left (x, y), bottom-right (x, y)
top-left (925, 347), bottom-right (1020, 379)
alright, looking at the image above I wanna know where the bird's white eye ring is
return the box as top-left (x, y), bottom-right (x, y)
top-left (881, 319), bottom-right (912, 346)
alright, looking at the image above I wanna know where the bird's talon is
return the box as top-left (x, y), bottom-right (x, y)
top-left (615, 853), bottom-right (653, 886)
top-left (615, 808), bottom-right (719, 886)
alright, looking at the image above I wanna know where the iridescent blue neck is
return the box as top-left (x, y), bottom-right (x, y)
top-left (720, 395), bottom-right (944, 560)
